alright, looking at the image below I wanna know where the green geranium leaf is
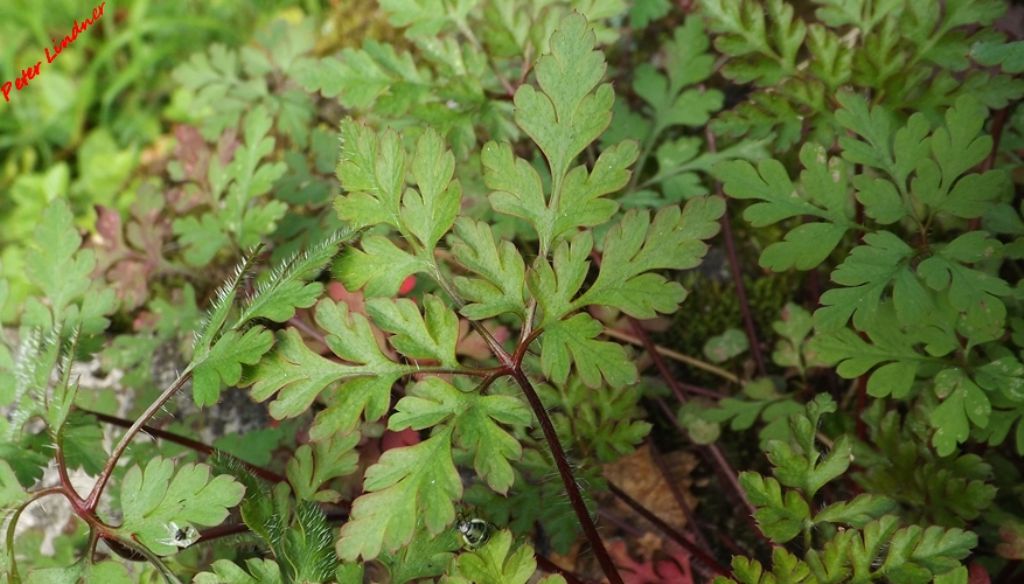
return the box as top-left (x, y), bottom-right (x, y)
top-left (27, 201), bottom-right (117, 333)
top-left (771, 302), bottom-right (817, 372)
top-left (766, 434), bottom-right (853, 498)
top-left (295, 41), bottom-right (427, 111)
top-left (634, 17), bottom-right (722, 132)
top-left (740, 472), bottom-right (810, 544)
top-left (449, 219), bottom-right (528, 321)
top-left (877, 522), bottom-right (976, 580)
top-left (337, 428), bottom-right (461, 561)
top-left (704, 328), bottom-right (749, 363)
top-left (811, 306), bottom-right (939, 400)
top-left (514, 13), bottom-right (611, 197)
top-left (251, 325), bottom-right (391, 430)
top-left (930, 368), bottom-right (991, 457)
top-left (702, 0), bottom-right (807, 85)
top-left (815, 494), bottom-right (900, 528)
top-left (335, 121), bottom-right (405, 231)
top-left (195, 559), bottom-right (283, 584)
top-left (484, 13), bottom-right (634, 253)
top-left (390, 378), bottom-right (532, 494)
top-left (528, 232), bottom-right (593, 326)
top-left (335, 235), bottom-right (431, 297)
top-left (193, 327), bottom-right (274, 407)
top-left (114, 458), bottom-right (244, 555)
top-left (917, 231), bottom-right (1009, 344)
top-left (972, 39), bottom-right (1024, 73)
top-left (400, 128), bottom-right (462, 253)
top-left (451, 530), bottom-right (536, 584)
top-left (249, 299), bottom-right (415, 439)
top-left (286, 432), bottom-right (361, 502)
top-left (539, 313), bottom-right (637, 389)
top-left (715, 143), bottom-right (854, 271)
top-left (815, 232), bottom-right (925, 331)
top-left (630, 0), bottom-right (671, 28)
top-left (577, 198), bottom-right (724, 318)
top-left (365, 295), bottom-right (460, 367)
top-left (172, 215), bottom-right (231, 268)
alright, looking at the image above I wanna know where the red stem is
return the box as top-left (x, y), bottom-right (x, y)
top-left (629, 321), bottom-right (759, 523)
top-left (434, 263), bottom-right (623, 584)
top-left (719, 204), bottom-right (767, 377)
top-left (83, 373), bottom-right (192, 511)
top-left (854, 376), bottom-right (868, 442)
top-left (648, 441), bottom-right (713, 553)
top-left (652, 396), bottom-right (768, 546)
top-left (54, 437), bottom-right (85, 507)
top-left (608, 482), bottom-right (731, 578)
top-left (627, 318), bottom-right (724, 401)
top-left (535, 555), bottom-right (594, 584)
top-left (289, 314), bottom-right (327, 346)
top-left (81, 408), bottom-right (287, 484)
top-left (970, 106), bottom-right (1010, 230)
top-left (706, 129), bottom-right (767, 377)
top-left (509, 369), bottom-right (623, 584)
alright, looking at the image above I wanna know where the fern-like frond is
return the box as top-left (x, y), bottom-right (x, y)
top-left (46, 326), bottom-right (81, 437)
top-left (283, 500), bottom-right (337, 583)
top-left (3, 328), bottom-right (60, 442)
top-left (237, 231), bottom-right (348, 325)
top-left (192, 245), bottom-right (264, 358)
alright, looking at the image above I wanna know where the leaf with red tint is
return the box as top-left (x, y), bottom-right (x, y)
top-left (997, 524), bottom-right (1024, 559)
top-left (90, 187), bottom-right (175, 311)
top-left (95, 204), bottom-right (125, 253)
top-left (381, 428), bottom-right (420, 451)
top-left (125, 186), bottom-right (171, 266)
top-left (108, 260), bottom-right (149, 310)
top-left (174, 124), bottom-right (211, 183)
top-left (968, 563), bottom-right (991, 584)
top-left (609, 540), bottom-right (694, 584)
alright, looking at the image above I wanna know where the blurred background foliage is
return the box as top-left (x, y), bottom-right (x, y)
top-left (0, 0), bottom-right (361, 321)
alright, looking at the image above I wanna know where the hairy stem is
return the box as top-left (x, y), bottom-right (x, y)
top-left (509, 369), bottom-right (623, 584)
top-left (854, 375), bottom-right (868, 442)
top-left (430, 257), bottom-right (623, 584)
top-left (84, 370), bottom-right (193, 511)
top-left (5, 487), bottom-right (66, 581)
top-left (720, 202), bottom-right (766, 376)
top-left (197, 509), bottom-right (349, 545)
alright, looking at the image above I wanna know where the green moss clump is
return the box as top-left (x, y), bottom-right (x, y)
top-left (658, 270), bottom-right (800, 380)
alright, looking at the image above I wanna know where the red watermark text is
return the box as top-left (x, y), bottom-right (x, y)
top-left (2, 2), bottom-right (106, 103)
